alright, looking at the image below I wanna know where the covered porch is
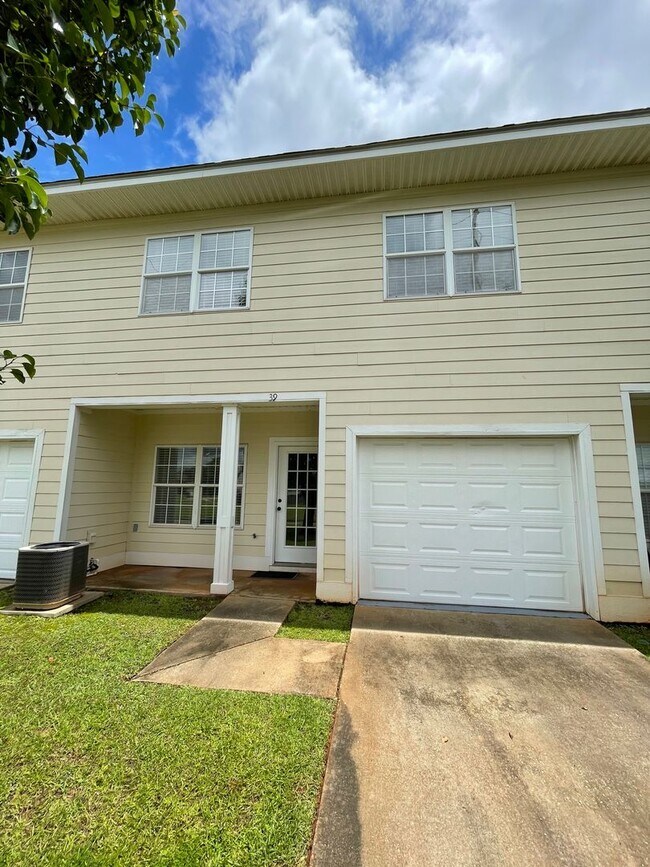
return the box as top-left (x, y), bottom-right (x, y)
top-left (88, 564), bottom-right (316, 600)
top-left (56, 394), bottom-right (324, 597)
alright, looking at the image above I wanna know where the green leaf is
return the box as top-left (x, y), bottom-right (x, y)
top-left (94, 0), bottom-right (114, 37)
top-left (3, 350), bottom-right (17, 360)
top-left (10, 369), bottom-right (26, 384)
top-left (0, 0), bottom-right (184, 238)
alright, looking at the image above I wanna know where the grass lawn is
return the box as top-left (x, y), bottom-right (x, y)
top-left (277, 603), bottom-right (354, 643)
top-left (607, 623), bottom-right (650, 657)
top-left (0, 590), bottom-right (334, 866)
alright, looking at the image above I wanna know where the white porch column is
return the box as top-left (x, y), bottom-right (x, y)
top-left (211, 405), bottom-right (240, 594)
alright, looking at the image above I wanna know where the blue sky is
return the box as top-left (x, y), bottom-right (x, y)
top-left (36, 0), bottom-right (650, 182)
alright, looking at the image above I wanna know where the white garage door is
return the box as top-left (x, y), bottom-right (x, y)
top-left (358, 437), bottom-right (584, 612)
top-left (0, 441), bottom-right (35, 579)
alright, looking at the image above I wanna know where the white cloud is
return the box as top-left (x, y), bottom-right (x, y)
top-left (187, 0), bottom-right (650, 162)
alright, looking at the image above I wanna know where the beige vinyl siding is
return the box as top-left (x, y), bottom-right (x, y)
top-left (1, 164), bottom-right (649, 613)
top-left (66, 409), bottom-right (136, 566)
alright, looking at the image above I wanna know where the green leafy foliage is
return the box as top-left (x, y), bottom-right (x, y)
top-left (0, 349), bottom-right (36, 385)
top-left (0, 0), bottom-right (185, 236)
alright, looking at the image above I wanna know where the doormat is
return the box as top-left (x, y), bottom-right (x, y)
top-left (251, 570), bottom-right (298, 580)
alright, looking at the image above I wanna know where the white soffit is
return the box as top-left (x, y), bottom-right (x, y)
top-left (45, 110), bottom-right (650, 224)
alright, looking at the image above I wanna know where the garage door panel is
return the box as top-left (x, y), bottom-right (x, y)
top-left (419, 522), bottom-right (460, 555)
top-left (363, 556), bottom-right (582, 610)
top-left (369, 520), bottom-right (410, 552)
top-left (361, 517), bottom-right (578, 563)
top-left (419, 481), bottom-right (461, 512)
top-left (518, 441), bottom-right (572, 473)
top-left (362, 475), bottom-right (576, 519)
top-left (365, 480), bottom-right (410, 509)
top-left (358, 437), bottom-right (584, 612)
top-left (523, 568), bottom-right (580, 607)
top-left (469, 566), bottom-right (518, 604)
top-left (521, 525), bottom-right (576, 560)
top-left (420, 563), bottom-right (464, 600)
top-left (367, 561), bottom-right (413, 597)
top-left (0, 440), bottom-right (34, 580)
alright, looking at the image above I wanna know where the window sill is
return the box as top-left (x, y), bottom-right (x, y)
top-left (148, 523), bottom-right (244, 531)
top-left (139, 306), bottom-right (251, 318)
top-left (383, 289), bottom-right (522, 302)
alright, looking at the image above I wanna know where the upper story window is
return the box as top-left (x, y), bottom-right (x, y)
top-left (384, 204), bottom-right (519, 299)
top-left (0, 249), bottom-right (31, 323)
top-left (140, 228), bottom-right (253, 315)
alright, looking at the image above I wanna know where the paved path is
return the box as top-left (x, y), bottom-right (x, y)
top-left (136, 593), bottom-right (344, 698)
top-left (312, 605), bottom-right (650, 867)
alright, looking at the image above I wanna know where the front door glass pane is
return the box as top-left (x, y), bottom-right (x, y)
top-left (285, 452), bottom-right (318, 547)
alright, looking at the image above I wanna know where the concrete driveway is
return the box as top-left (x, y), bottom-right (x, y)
top-left (312, 605), bottom-right (650, 867)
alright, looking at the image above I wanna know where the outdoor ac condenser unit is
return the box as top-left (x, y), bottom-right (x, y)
top-left (13, 541), bottom-right (90, 610)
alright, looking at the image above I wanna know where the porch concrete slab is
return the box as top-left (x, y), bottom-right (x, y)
top-left (137, 594), bottom-right (295, 677)
top-left (0, 591), bottom-right (103, 618)
top-left (235, 572), bottom-right (316, 601)
top-left (139, 636), bottom-right (345, 698)
top-left (312, 605), bottom-right (650, 867)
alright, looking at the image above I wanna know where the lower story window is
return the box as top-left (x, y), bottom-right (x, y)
top-left (152, 445), bottom-right (246, 528)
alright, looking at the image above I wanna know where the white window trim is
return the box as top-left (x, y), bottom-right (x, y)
top-left (620, 385), bottom-right (650, 597)
top-left (382, 202), bottom-right (521, 300)
top-left (138, 227), bottom-right (254, 316)
top-left (149, 443), bottom-right (247, 530)
top-left (0, 247), bottom-right (33, 325)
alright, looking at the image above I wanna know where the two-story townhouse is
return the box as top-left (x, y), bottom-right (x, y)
top-left (1, 108), bottom-right (649, 622)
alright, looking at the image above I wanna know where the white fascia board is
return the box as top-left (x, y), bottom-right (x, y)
top-left (71, 392), bottom-right (325, 409)
top-left (46, 113), bottom-right (650, 197)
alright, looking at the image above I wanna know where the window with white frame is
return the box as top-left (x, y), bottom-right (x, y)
top-left (141, 228), bottom-right (252, 315)
top-left (384, 204), bottom-right (518, 299)
top-left (0, 249), bottom-right (30, 323)
top-left (151, 445), bottom-right (246, 528)
top-left (636, 444), bottom-right (650, 539)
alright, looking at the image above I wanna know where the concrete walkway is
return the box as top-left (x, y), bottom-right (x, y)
top-left (312, 605), bottom-right (650, 867)
top-left (136, 593), bottom-right (344, 698)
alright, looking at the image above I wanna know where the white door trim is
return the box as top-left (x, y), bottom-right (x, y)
top-left (620, 384), bottom-right (650, 596)
top-left (266, 437), bottom-right (318, 566)
top-left (0, 428), bottom-right (44, 551)
top-left (345, 423), bottom-right (604, 619)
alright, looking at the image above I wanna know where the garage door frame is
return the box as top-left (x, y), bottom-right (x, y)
top-left (345, 424), bottom-right (604, 619)
top-left (0, 429), bottom-right (44, 570)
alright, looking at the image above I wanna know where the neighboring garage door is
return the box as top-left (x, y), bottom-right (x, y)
top-left (0, 440), bottom-right (35, 579)
top-left (358, 437), bottom-right (584, 612)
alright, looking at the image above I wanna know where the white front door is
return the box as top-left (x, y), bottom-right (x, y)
top-left (274, 447), bottom-right (318, 565)
top-left (0, 440), bottom-right (35, 579)
top-left (358, 437), bottom-right (584, 612)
